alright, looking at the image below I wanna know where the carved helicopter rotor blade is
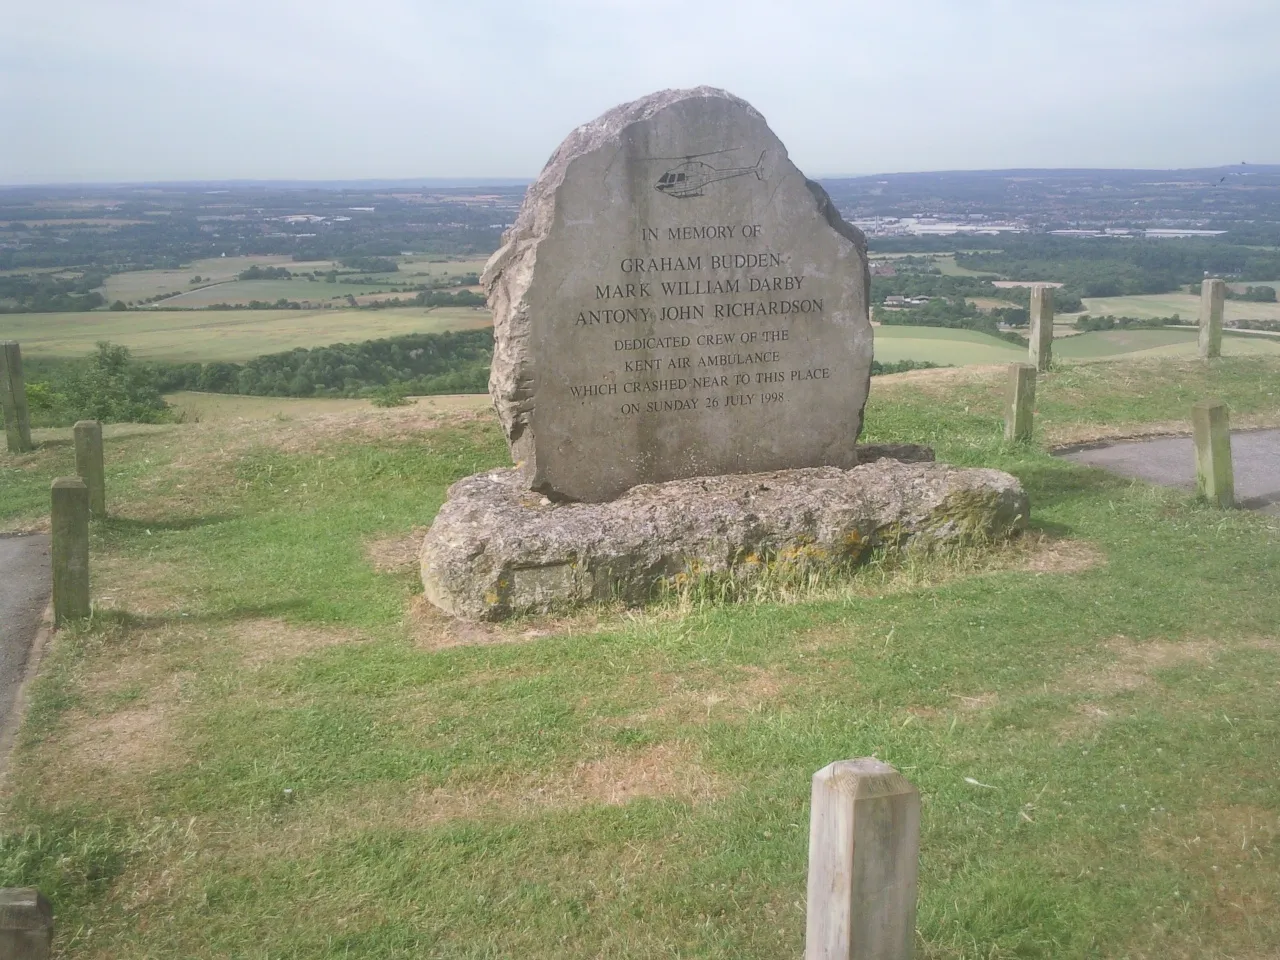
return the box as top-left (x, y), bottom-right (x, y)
top-left (646, 147), bottom-right (744, 162)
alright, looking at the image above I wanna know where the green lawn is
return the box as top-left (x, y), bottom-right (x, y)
top-left (1083, 292), bottom-right (1280, 325)
top-left (100, 256), bottom-right (320, 304)
top-left (2, 357), bottom-right (1279, 958)
top-left (97, 256), bottom-right (490, 306)
top-left (154, 278), bottom-right (421, 308)
top-left (874, 324), bottom-right (1280, 368)
top-left (0, 306), bottom-right (492, 362)
top-left (874, 325), bottom-right (1026, 365)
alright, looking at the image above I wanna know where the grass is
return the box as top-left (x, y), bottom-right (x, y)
top-left (931, 254), bottom-right (997, 278)
top-left (1, 306), bottom-right (492, 362)
top-left (873, 326), bottom-right (1026, 365)
top-left (1, 356), bottom-right (1279, 958)
top-left (1084, 292), bottom-right (1280, 325)
top-left (1056, 328), bottom-right (1280, 360)
top-left (152, 278), bottom-right (415, 308)
top-left (97, 256), bottom-right (489, 306)
top-left (99, 256), bottom-right (308, 303)
top-left (165, 391), bottom-right (491, 421)
top-left (876, 325), bottom-right (1280, 368)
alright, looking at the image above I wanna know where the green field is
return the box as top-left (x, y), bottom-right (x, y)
top-left (875, 324), bottom-right (1280, 367)
top-left (153, 278), bottom-right (421, 308)
top-left (931, 254), bottom-right (997, 277)
top-left (1056, 327), bottom-right (1280, 359)
top-left (1083, 292), bottom-right (1280, 324)
top-left (98, 256), bottom-right (490, 307)
top-left (4, 357), bottom-right (1280, 958)
top-left (100, 256), bottom-right (309, 303)
top-left (0, 306), bottom-right (491, 362)
top-left (874, 326), bottom-right (1026, 365)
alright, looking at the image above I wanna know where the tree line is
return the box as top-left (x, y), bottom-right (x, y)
top-left (955, 236), bottom-right (1280, 298)
top-left (0, 270), bottom-right (108, 313)
top-left (25, 332), bottom-right (944, 427)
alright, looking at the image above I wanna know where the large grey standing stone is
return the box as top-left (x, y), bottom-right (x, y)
top-left (420, 459), bottom-right (1027, 621)
top-left (484, 87), bottom-right (871, 503)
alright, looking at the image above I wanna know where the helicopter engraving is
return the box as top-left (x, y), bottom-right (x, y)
top-left (652, 149), bottom-right (766, 199)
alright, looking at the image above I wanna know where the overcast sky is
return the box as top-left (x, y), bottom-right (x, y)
top-left (2, 0), bottom-right (1277, 184)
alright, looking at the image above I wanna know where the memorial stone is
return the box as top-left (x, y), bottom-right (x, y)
top-left (484, 86), bottom-right (872, 503)
top-left (420, 87), bottom-right (1031, 620)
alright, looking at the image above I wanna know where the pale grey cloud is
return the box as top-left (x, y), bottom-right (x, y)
top-left (1, 0), bottom-right (1276, 183)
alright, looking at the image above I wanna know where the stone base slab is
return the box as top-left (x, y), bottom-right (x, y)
top-left (420, 458), bottom-right (1028, 621)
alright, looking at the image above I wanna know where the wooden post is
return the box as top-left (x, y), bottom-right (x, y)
top-left (51, 477), bottom-right (91, 625)
top-left (0, 888), bottom-right (53, 960)
top-left (1, 340), bottom-right (34, 453)
top-left (1028, 284), bottom-right (1053, 372)
top-left (1192, 400), bottom-right (1233, 508)
top-left (1199, 278), bottom-right (1225, 361)
top-left (1003, 362), bottom-right (1036, 442)
top-left (805, 758), bottom-right (920, 960)
top-left (73, 420), bottom-right (107, 517)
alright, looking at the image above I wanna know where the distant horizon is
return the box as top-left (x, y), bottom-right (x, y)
top-left (4, 162), bottom-right (1279, 192)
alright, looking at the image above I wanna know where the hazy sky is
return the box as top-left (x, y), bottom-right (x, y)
top-left (3, 0), bottom-right (1277, 184)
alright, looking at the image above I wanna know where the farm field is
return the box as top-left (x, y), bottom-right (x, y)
top-left (166, 391), bottom-right (492, 421)
top-left (931, 253), bottom-right (997, 277)
top-left (4, 357), bottom-right (1280, 958)
top-left (873, 325), bottom-right (1026, 365)
top-left (1083, 292), bottom-right (1280, 324)
top-left (1056, 328), bottom-right (1280, 360)
top-left (875, 324), bottom-right (1280, 367)
top-left (154, 278), bottom-right (421, 308)
top-left (99, 255), bottom-right (490, 306)
top-left (100, 256), bottom-right (308, 303)
top-left (0, 306), bottom-right (491, 362)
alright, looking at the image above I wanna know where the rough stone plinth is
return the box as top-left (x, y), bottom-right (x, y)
top-left (483, 86), bottom-right (871, 503)
top-left (420, 459), bottom-right (1027, 620)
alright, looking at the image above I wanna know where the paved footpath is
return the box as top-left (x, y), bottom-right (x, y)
top-left (1062, 428), bottom-right (1280, 514)
top-left (0, 534), bottom-right (51, 747)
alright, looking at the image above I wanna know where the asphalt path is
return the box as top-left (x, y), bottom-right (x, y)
top-left (1062, 429), bottom-right (1280, 514)
top-left (0, 533), bottom-right (51, 750)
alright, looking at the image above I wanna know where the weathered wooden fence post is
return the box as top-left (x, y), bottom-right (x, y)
top-left (1199, 278), bottom-right (1225, 361)
top-left (1, 340), bottom-right (34, 453)
top-left (805, 758), bottom-right (920, 960)
top-left (1028, 284), bottom-right (1053, 372)
top-left (51, 477), bottom-right (91, 625)
top-left (0, 887), bottom-right (53, 959)
top-left (73, 420), bottom-right (107, 517)
top-left (1192, 399), bottom-right (1233, 508)
top-left (1003, 362), bottom-right (1036, 442)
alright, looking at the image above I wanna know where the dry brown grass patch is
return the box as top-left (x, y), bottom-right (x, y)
top-left (231, 617), bottom-right (371, 667)
top-left (874, 364), bottom-right (1004, 394)
top-left (1136, 803), bottom-right (1280, 954)
top-left (251, 741), bottom-right (721, 854)
top-left (1057, 635), bottom-right (1279, 738)
top-left (619, 664), bottom-right (789, 726)
top-left (955, 692), bottom-right (998, 711)
top-left (260, 405), bottom-right (492, 455)
top-left (403, 741), bottom-right (722, 821)
top-left (364, 528), bottom-right (428, 573)
top-left (92, 558), bottom-right (187, 617)
top-left (1067, 636), bottom-right (1225, 697)
top-left (407, 595), bottom-right (608, 650)
top-left (1013, 534), bottom-right (1105, 574)
top-left (46, 673), bottom-right (190, 788)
